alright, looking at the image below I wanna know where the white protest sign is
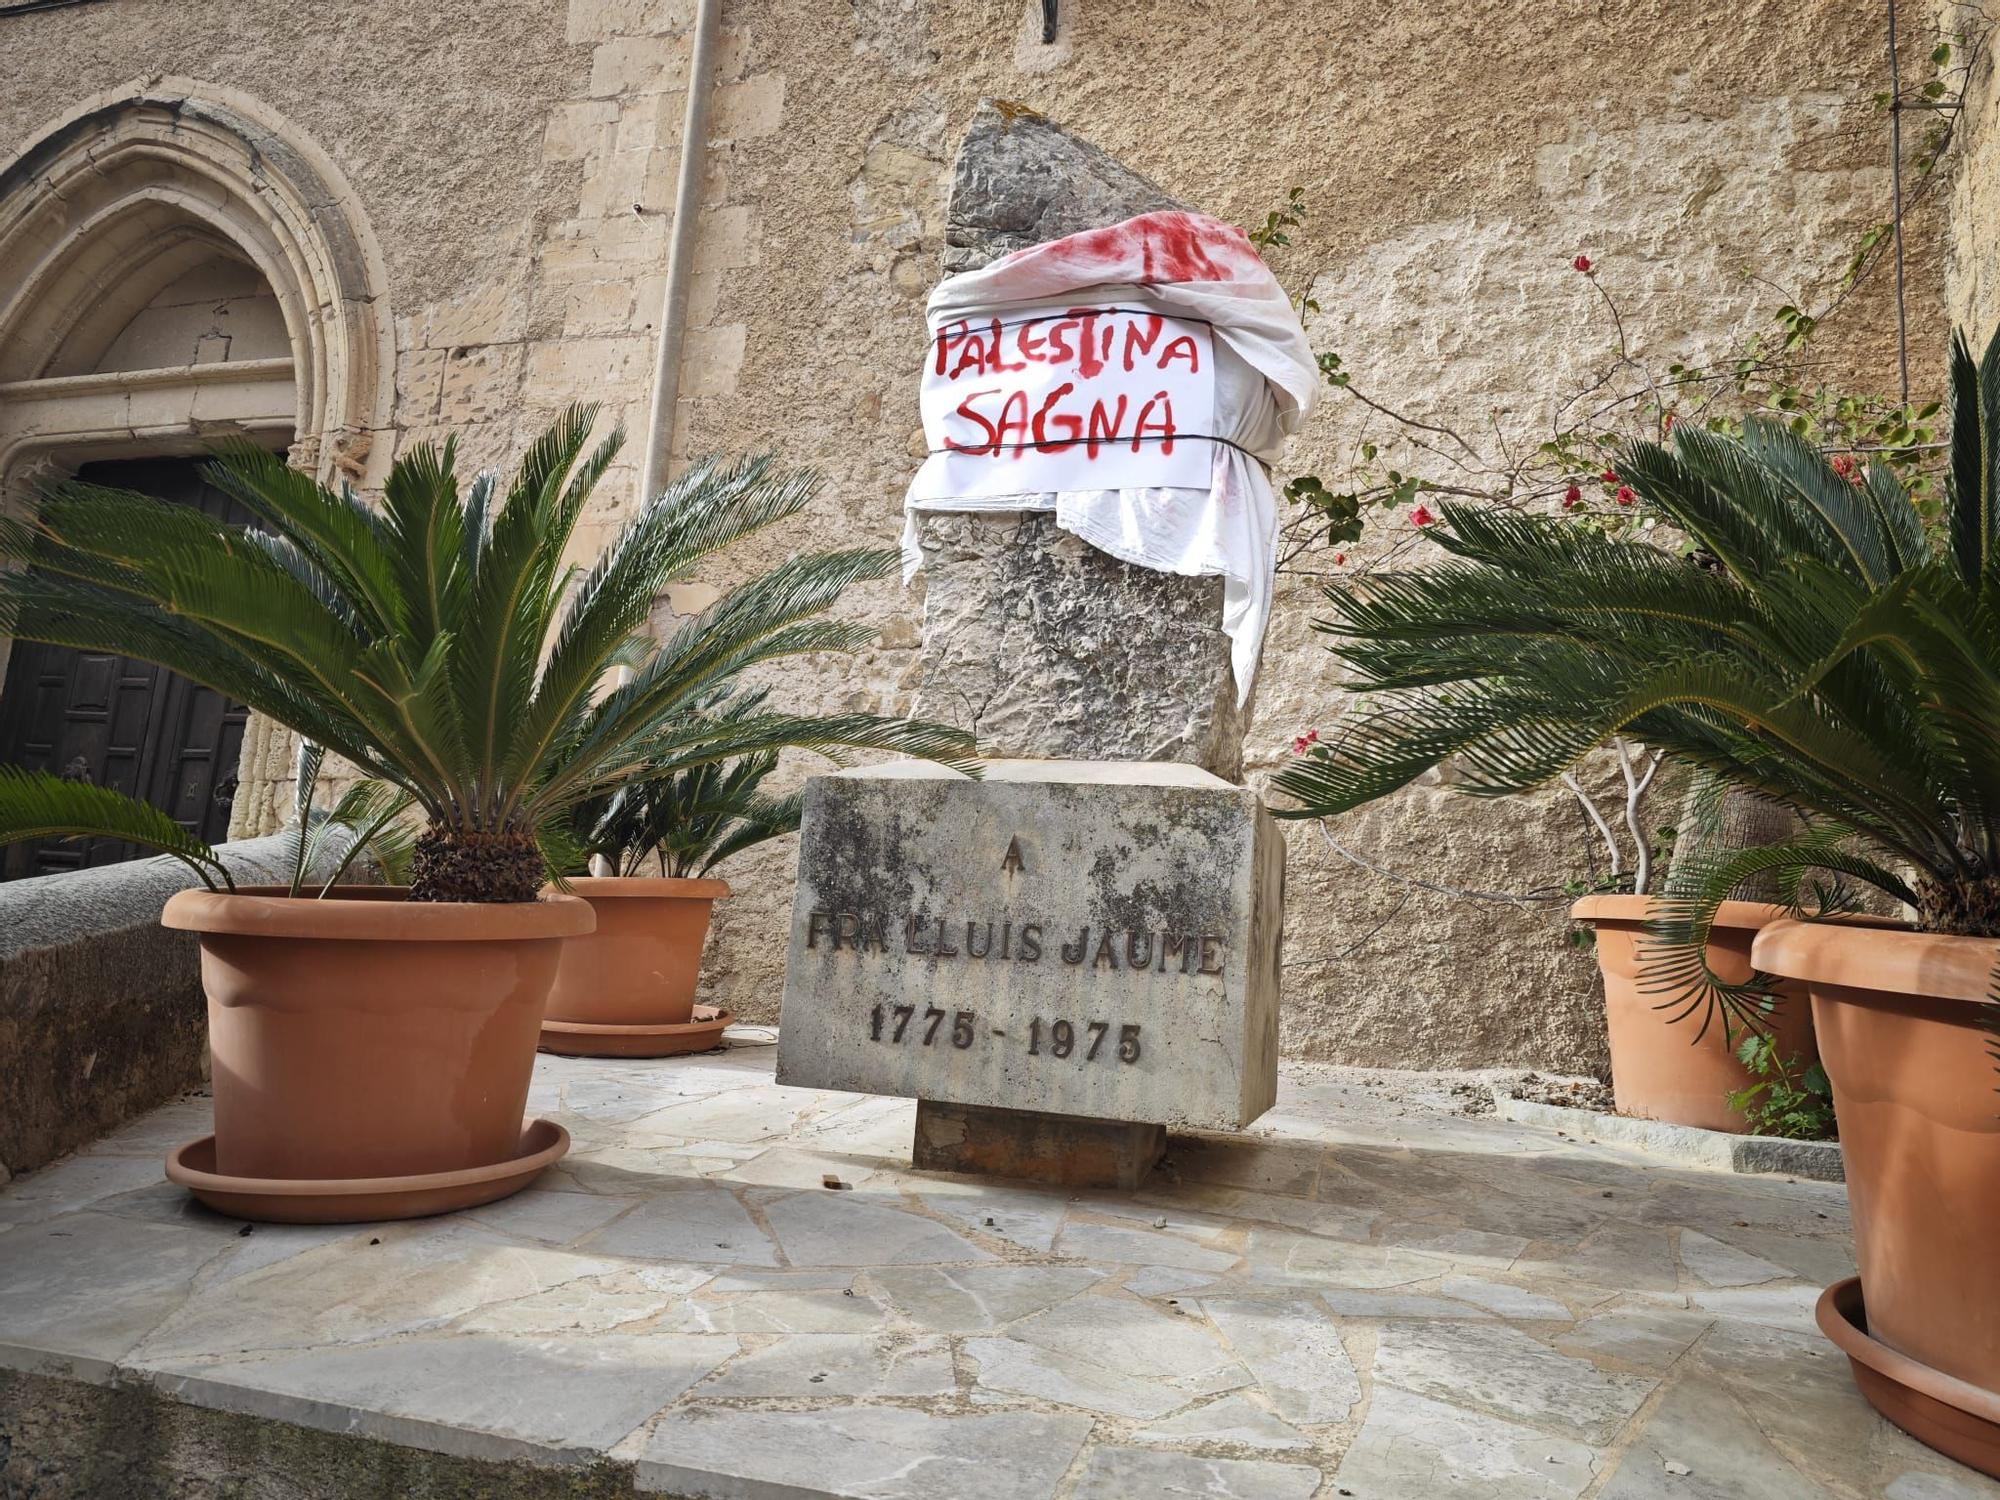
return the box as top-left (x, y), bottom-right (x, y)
top-left (908, 303), bottom-right (1218, 501)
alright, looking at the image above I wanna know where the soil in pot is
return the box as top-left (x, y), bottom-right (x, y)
top-left (162, 886), bottom-right (593, 1184)
top-left (539, 876), bottom-right (729, 1056)
top-left (1571, 895), bottom-right (1816, 1134)
top-left (1755, 918), bottom-right (2000, 1436)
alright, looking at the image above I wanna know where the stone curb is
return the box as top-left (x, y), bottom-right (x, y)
top-left (2, 835), bottom-right (382, 1179)
top-left (1491, 1088), bottom-right (1844, 1183)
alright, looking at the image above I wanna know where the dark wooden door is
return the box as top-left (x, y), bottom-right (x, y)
top-left (0, 457), bottom-right (252, 880)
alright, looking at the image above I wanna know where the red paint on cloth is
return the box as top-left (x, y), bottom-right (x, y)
top-left (996, 211), bottom-right (1265, 286)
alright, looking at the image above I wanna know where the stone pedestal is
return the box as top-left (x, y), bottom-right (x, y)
top-left (912, 1100), bottom-right (1164, 1190)
top-left (774, 760), bottom-right (1283, 1186)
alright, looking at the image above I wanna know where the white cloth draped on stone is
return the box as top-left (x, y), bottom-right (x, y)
top-left (900, 210), bottom-right (1318, 706)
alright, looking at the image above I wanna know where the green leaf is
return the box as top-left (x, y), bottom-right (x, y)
top-left (0, 767), bottom-right (230, 888)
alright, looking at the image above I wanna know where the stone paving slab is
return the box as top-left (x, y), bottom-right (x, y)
top-left (0, 1042), bottom-right (1995, 1498)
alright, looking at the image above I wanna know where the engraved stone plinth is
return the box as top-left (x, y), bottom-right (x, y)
top-left (774, 760), bottom-right (1283, 1154)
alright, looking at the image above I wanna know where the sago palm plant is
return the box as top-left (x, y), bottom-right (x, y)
top-left (1275, 324), bottom-right (2000, 1031)
top-left (0, 406), bottom-right (974, 901)
top-left (563, 691), bottom-right (802, 880)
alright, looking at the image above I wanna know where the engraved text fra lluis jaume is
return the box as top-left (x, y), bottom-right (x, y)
top-left (804, 912), bottom-right (1224, 977)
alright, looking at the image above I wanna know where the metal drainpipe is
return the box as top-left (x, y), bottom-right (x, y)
top-left (638, 0), bottom-right (723, 505)
top-left (592, 0), bottom-right (721, 879)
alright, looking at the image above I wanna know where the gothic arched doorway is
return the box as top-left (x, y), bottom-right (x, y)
top-left (0, 83), bottom-right (391, 875)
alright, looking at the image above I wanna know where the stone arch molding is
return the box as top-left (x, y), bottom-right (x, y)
top-left (0, 79), bottom-right (393, 485)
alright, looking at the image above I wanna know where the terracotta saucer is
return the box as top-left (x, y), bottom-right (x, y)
top-left (1818, 1278), bottom-right (2000, 1478)
top-left (166, 1118), bottom-right (569, 1225)
top-left (538, 1004), bottom-right (734, 1058)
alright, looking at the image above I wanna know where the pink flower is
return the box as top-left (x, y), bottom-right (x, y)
top-left (1409, 503), bottom-right (1437, 527)
top-left (1573, 254), bottom-right (1593, 274)
top-left (1601, 468), bottom-right (1620, 484)
top-left (1291, 729), bottom-right (1321, 756)
top-left (1562, 483), bottom-right (1582, 508)
top-left (1830, 453), bottom-right (1864, 486)
top-left (1615, 485), bottom-right (1635, 506)
top-left (1333, 551), bottom-right (1346, 566)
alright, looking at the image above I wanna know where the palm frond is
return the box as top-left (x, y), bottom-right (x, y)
top-left (1948, 329), bottom-right (2000, 589)
top-left (693, 789), bottom-right (804, 877)
top-left (1641, 835), bottom-right (1916, 1043)
top-left (0, 409), bottom-right (970, 903)
top-left (200, 442), bottom-right (404, 635)
top-left (314, 779), bottom-right (419, 893)
top-left (451, 404), bottom-right (609, 818)
top-left (0, 767), bottom-right (231, 888)
top-left (379, 436), bottom-right (465, 643)
top-left (284, 741), bottom-right (330, 895)
top-left (1282, 318), bottom-right (2000, 1050)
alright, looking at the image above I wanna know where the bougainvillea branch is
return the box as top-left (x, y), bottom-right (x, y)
top-left (1249, 6), bottom-right (1987, 581)
top-left (1262, 3), bottom-right (1987, 916)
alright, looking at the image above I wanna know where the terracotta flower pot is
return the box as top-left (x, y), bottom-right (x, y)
top-left (161, 886), bottom-right (593, 1184)
top-left (538, 876), bottom-right (730, 1056)
top-left (1754, 917), bottom-right (2000, 1473)
top-left (1570, 895), bottom-right (1815, 1133)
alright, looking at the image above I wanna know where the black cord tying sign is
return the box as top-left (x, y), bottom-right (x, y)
top-left (924, 433), bottom-right (1264, 463)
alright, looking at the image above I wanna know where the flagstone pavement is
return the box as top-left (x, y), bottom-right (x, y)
top-left (1, 1034), bottom-right (1995, 1499)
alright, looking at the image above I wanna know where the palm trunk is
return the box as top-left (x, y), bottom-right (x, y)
top-left (1913, 871), bottom-right (2000, 937)
top-left (409, 827), bottom-right (547, 903)
top-left (1664, 774), bottom-right (1799, 900)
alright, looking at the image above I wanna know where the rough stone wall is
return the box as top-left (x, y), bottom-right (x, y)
top-left (1950, 7), bottom-right (2000, 336)
top-left (0, 0), bottom-right (1944, 1073)
top-left (0, 1368), bottom-right (647, 1500)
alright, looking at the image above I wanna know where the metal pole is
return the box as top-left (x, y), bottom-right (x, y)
top-left (604, 0), bottom-right (720, 879)
top-left (638, 0), bottom-right (724, 505)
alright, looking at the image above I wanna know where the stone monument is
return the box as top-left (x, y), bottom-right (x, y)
top-left (911, 100), bottom-right (1249, 781)
top-left (776, 760), bottom-right (1282, 1187)
top-left (776, 100), bottom-right (1285, 1187)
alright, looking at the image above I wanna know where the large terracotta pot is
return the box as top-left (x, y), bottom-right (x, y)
top-left (539, 876), bottom-right (729, 1055)
top-left (161, 886), bottom-right (593, 1182)
top-left (1754, 917), bottom-right (2000, 1472)
top-left (1571, 895), bottom-right (1815, 1133)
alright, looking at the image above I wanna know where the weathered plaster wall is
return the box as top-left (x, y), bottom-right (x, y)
top-left (0, 0), bottom-right (1943, 1073)
top-left (1950, 6), bottom-right (2000, 334)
